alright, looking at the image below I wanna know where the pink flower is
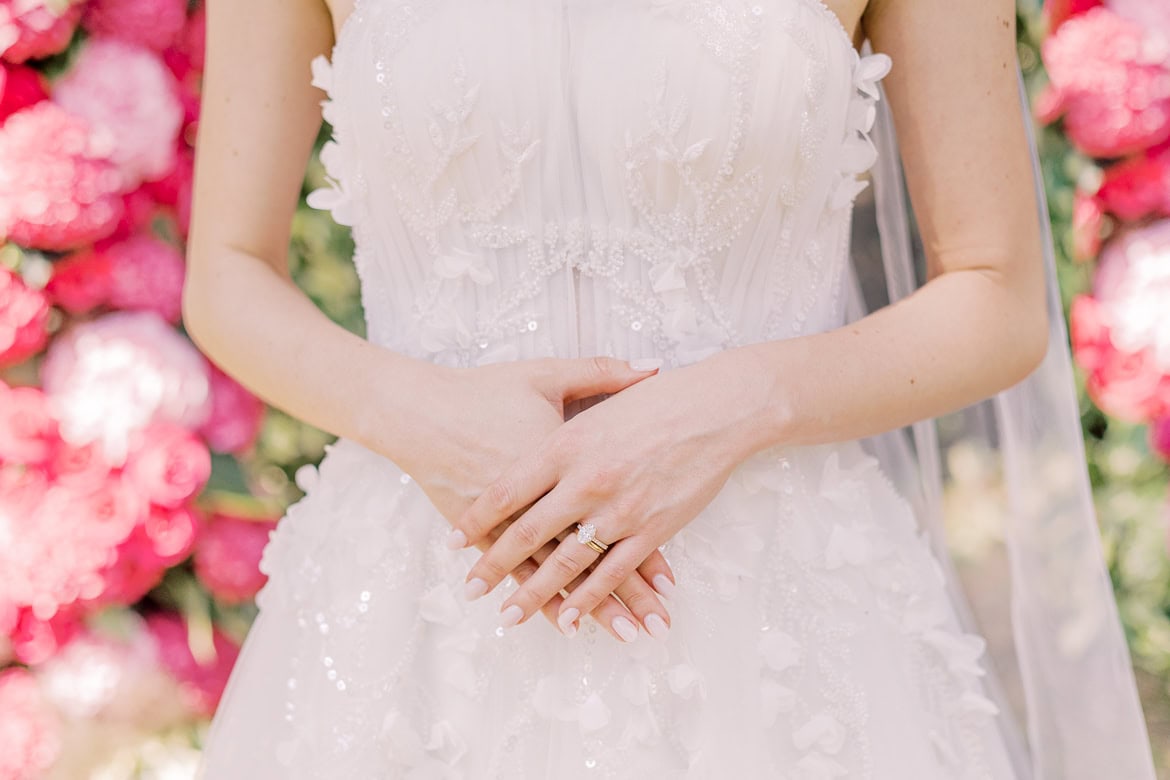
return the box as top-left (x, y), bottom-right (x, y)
top-left (1043, 0), bottom-right (1103, 31)
top-left (0, 0), bottom-right (82, 63)
top-left (41, 311), bottom-right (211, 465)
top-left (0, 265), bottom-right (48, 367)
top-left (1108, 0), bottom-right (1170, 40)
top-left (1071, 190), bottom-right (1106, 261)
top-left (0, 61), bottom-right (47, 121)
top-left (1150, 416), bottom-right (1170, 462)
top-left (103, 234), bottom-right (186, 323)
top-left (44, 248), bottom-right (113, 314)
top-left (1096, 143), bottom-right (1170, 222)
top-left (145, 611), bottom-right (240, 717)
top-left (198, 363), bottom-right (265, 454)
top-left (124, 423), bottom-right (210, 507)
top-left (105, 184), bottom-right (161, 244)
top-left (1071, 295), bottom-right (1170, 421)
top-left (1039, 7), bottom-right (1170, 158)
top-left (0, 382), bottom-right (58, 465)
top-left (7, 605), bottom-right (82, 666)
top-left (0, 668), bottom-right (61, 779)
top-left (53, 37), bottom-right (183, 188)
top-left (82, 0), bottom-right (187, 53)
top-left (0, 101), bottom-right (124, 251)
top-left (194, 511), bottom-right (278, 604)
top-left (97, 508), bottom-right (199, 605)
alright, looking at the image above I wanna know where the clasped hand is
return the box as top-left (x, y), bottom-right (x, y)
top-left (444, 350), bottom-right (762, 643)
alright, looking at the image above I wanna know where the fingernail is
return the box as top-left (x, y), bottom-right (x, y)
top-left (499, 604), bottom-right (523, 628)
top-left (558, 607), bottom-right (579, 636)
top-left (628, 357), bottom-right (664, 372)
top-left (446, 528), bottom-right (467, 549)
top-left (652, 574), bottom-right (676, 599)
top-left (612, 615), bottom-right (638, 643)
top-left (463, 577), bottom-right (488, 601)
top-left (644, 613), bottom-right (670, 639)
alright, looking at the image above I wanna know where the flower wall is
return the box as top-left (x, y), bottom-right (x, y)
top-left (1025, 0), bottom-right (1170, 723)
top-left (0, 0), bottom-right (1168, 777)
top-left (0, 0), bottom-right (361, 776)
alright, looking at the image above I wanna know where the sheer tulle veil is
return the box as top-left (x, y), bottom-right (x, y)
top-left (842, 24), bottom-right (1158, 780)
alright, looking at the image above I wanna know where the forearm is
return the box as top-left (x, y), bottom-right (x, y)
top-left (181, 247), bottom-right (441, 462)
top-left (726, 263), bottom-right (1049, 454)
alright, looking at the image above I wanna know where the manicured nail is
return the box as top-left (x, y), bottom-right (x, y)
top-left (446, 528), bottom-right (467, 549)
top-left (652, 574), bottom-right (676, 599)
top-left (499, 604), bottom-right (523, 628)
top-left (628, 357), bottom-right (664, 372)
top-left (463, 577), bottom-right (488, 601)
top-left (644, 613), bottom-right (669, 640)
top-left (612, 615), bottom-right (638, 643)
top-left (558, 607), bottom-right (579, 636)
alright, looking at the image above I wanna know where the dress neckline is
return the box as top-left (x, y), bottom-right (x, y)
top-left (325, 0), bottom-right (859, 72)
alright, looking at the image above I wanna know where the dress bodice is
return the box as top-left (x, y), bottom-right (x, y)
top-left (307, 0), bottom-right (891, 368)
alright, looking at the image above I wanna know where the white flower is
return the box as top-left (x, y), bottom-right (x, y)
top-left (792, 712), bottom-right (847, 754)
top-left (419, 582), bottom-right (465, 626)
top-left (306, 141), bottom-right (356, 226)
top-left (433, 247), bottom-right (494, 285)
top-left (758, 630), bottom-right (801, 672)
top-left (759, 679), bottom-right (796, 727)
top-left (666, 662), bottom-right (706, 700)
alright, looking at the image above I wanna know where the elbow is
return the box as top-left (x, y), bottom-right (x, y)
top-left (1004, 302), bottom-right (1050, 387)
top-left (180, 255), bottom-right (219, 363)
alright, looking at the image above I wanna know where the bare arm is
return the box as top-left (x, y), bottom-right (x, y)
top-left (184, 0), bottom-right (435, 455)
top-left (743, 0), bottom-right (1049, 449)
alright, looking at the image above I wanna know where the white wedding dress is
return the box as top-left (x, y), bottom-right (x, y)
top-left (196, 0), bottom-right (1022, 777)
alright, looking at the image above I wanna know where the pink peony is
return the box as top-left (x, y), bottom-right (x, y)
top-left (0, 61), bottom-right (47, 121)
top-left (124, 422), bottom-right (210, 507)
top-left (46, 440), bottom-right (109, 493)
top-left (1096, 145), bottom-right (1170, 222)
top-left (7, 604), bottom-right (82, 666)
top-left (0, 265), bottom-right (48, 367)
top-left (145, 611), bottom-right (240, 717)
top-left (198, 362), bottom-right (265, 454)
top-left (1038, 7), bottom-right (1170, 158)
top-left (82, 0), bottom-right (188, 53)
top-left (1071, 296), bottom-right (1170, 422)
top-left (41, 310), bottom-right (211, 465)
top-left (104, 184), bottom-right (161, 245)
top-left (0, 382), bottom-right (58, 465)
top-left (53, 37), bottom-right (183, 188)
top-left (0, 101), bottom-right (124, 251)
top-left (1107, 0), bottom-right (1170, 40)
top-left (1044, 0), bottom-right (1103, 31)
top-left (97, 506), bottom-right (200, 605)
top-left (144, 143), bottom-right (193, 209)
top-left (193, 511), bottom-right (278, 604)
top-left (1071, 190), bottom-right (1106, 261)
top-left (0, 0), bottom-right (82, 63)
top-left (44, 248), bottom-right (112, 314)
top-left (1150, 416), bottom-right (1170, 462)
top-left (0, 668), bottom-right (61, 779)
top-left (103, 234), bottom-right (186, 323)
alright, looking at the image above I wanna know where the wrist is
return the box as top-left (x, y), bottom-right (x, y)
top-left (699, 344), bottom-right (795, 461)
top-left (347, 349), bottom-right (456, 463)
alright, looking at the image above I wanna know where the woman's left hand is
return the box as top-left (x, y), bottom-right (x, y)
top-left (449, 348), bottom-right (771, 639)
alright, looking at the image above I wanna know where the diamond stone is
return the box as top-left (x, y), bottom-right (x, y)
top-left (577, 522), bottom-right (596, 545)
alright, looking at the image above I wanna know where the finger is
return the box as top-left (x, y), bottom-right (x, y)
top-left (463, 483), bottom-right (580, 601)
top-left (558, 537), bottom-right (652, 638)
top-left (454, 451), bottom-right (560, 549)
top-left (496, 526), bottom-right (603, 630)
top-left (555, 356), bottom-right (664, 404)
top-left (610, 559), bottom-right (672, 640)
top-left (635, 548), bottom-right (678, 601)
top-left (546, 530), bottom-right (646, 643)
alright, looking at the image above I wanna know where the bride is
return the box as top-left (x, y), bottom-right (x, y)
top-left (187, 0), bottom-right (1156, 776)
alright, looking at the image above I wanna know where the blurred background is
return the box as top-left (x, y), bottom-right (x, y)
top-left (0, 0), bottom-right (1168, 777)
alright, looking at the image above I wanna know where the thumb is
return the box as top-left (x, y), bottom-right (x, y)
top-left (556, 356), bottom-right (663, 403)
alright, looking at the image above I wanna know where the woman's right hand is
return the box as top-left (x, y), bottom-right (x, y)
top-left (374, 355), bottom-right (676, 644)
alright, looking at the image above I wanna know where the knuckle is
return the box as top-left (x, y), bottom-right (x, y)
top-left (485, 480), bottom-right (514, 515)
top-left (549, 551), bottom-right (581, 580)
top-left (509, 519), bottom-right (544, 550)
top-left (589, 355), bottom-right (613, 380)
top-left (595, 556), bottom-right (629, 584)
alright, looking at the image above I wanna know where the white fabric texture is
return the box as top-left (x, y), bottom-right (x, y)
top-left (194, 1), bottom-right (1139, 777)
